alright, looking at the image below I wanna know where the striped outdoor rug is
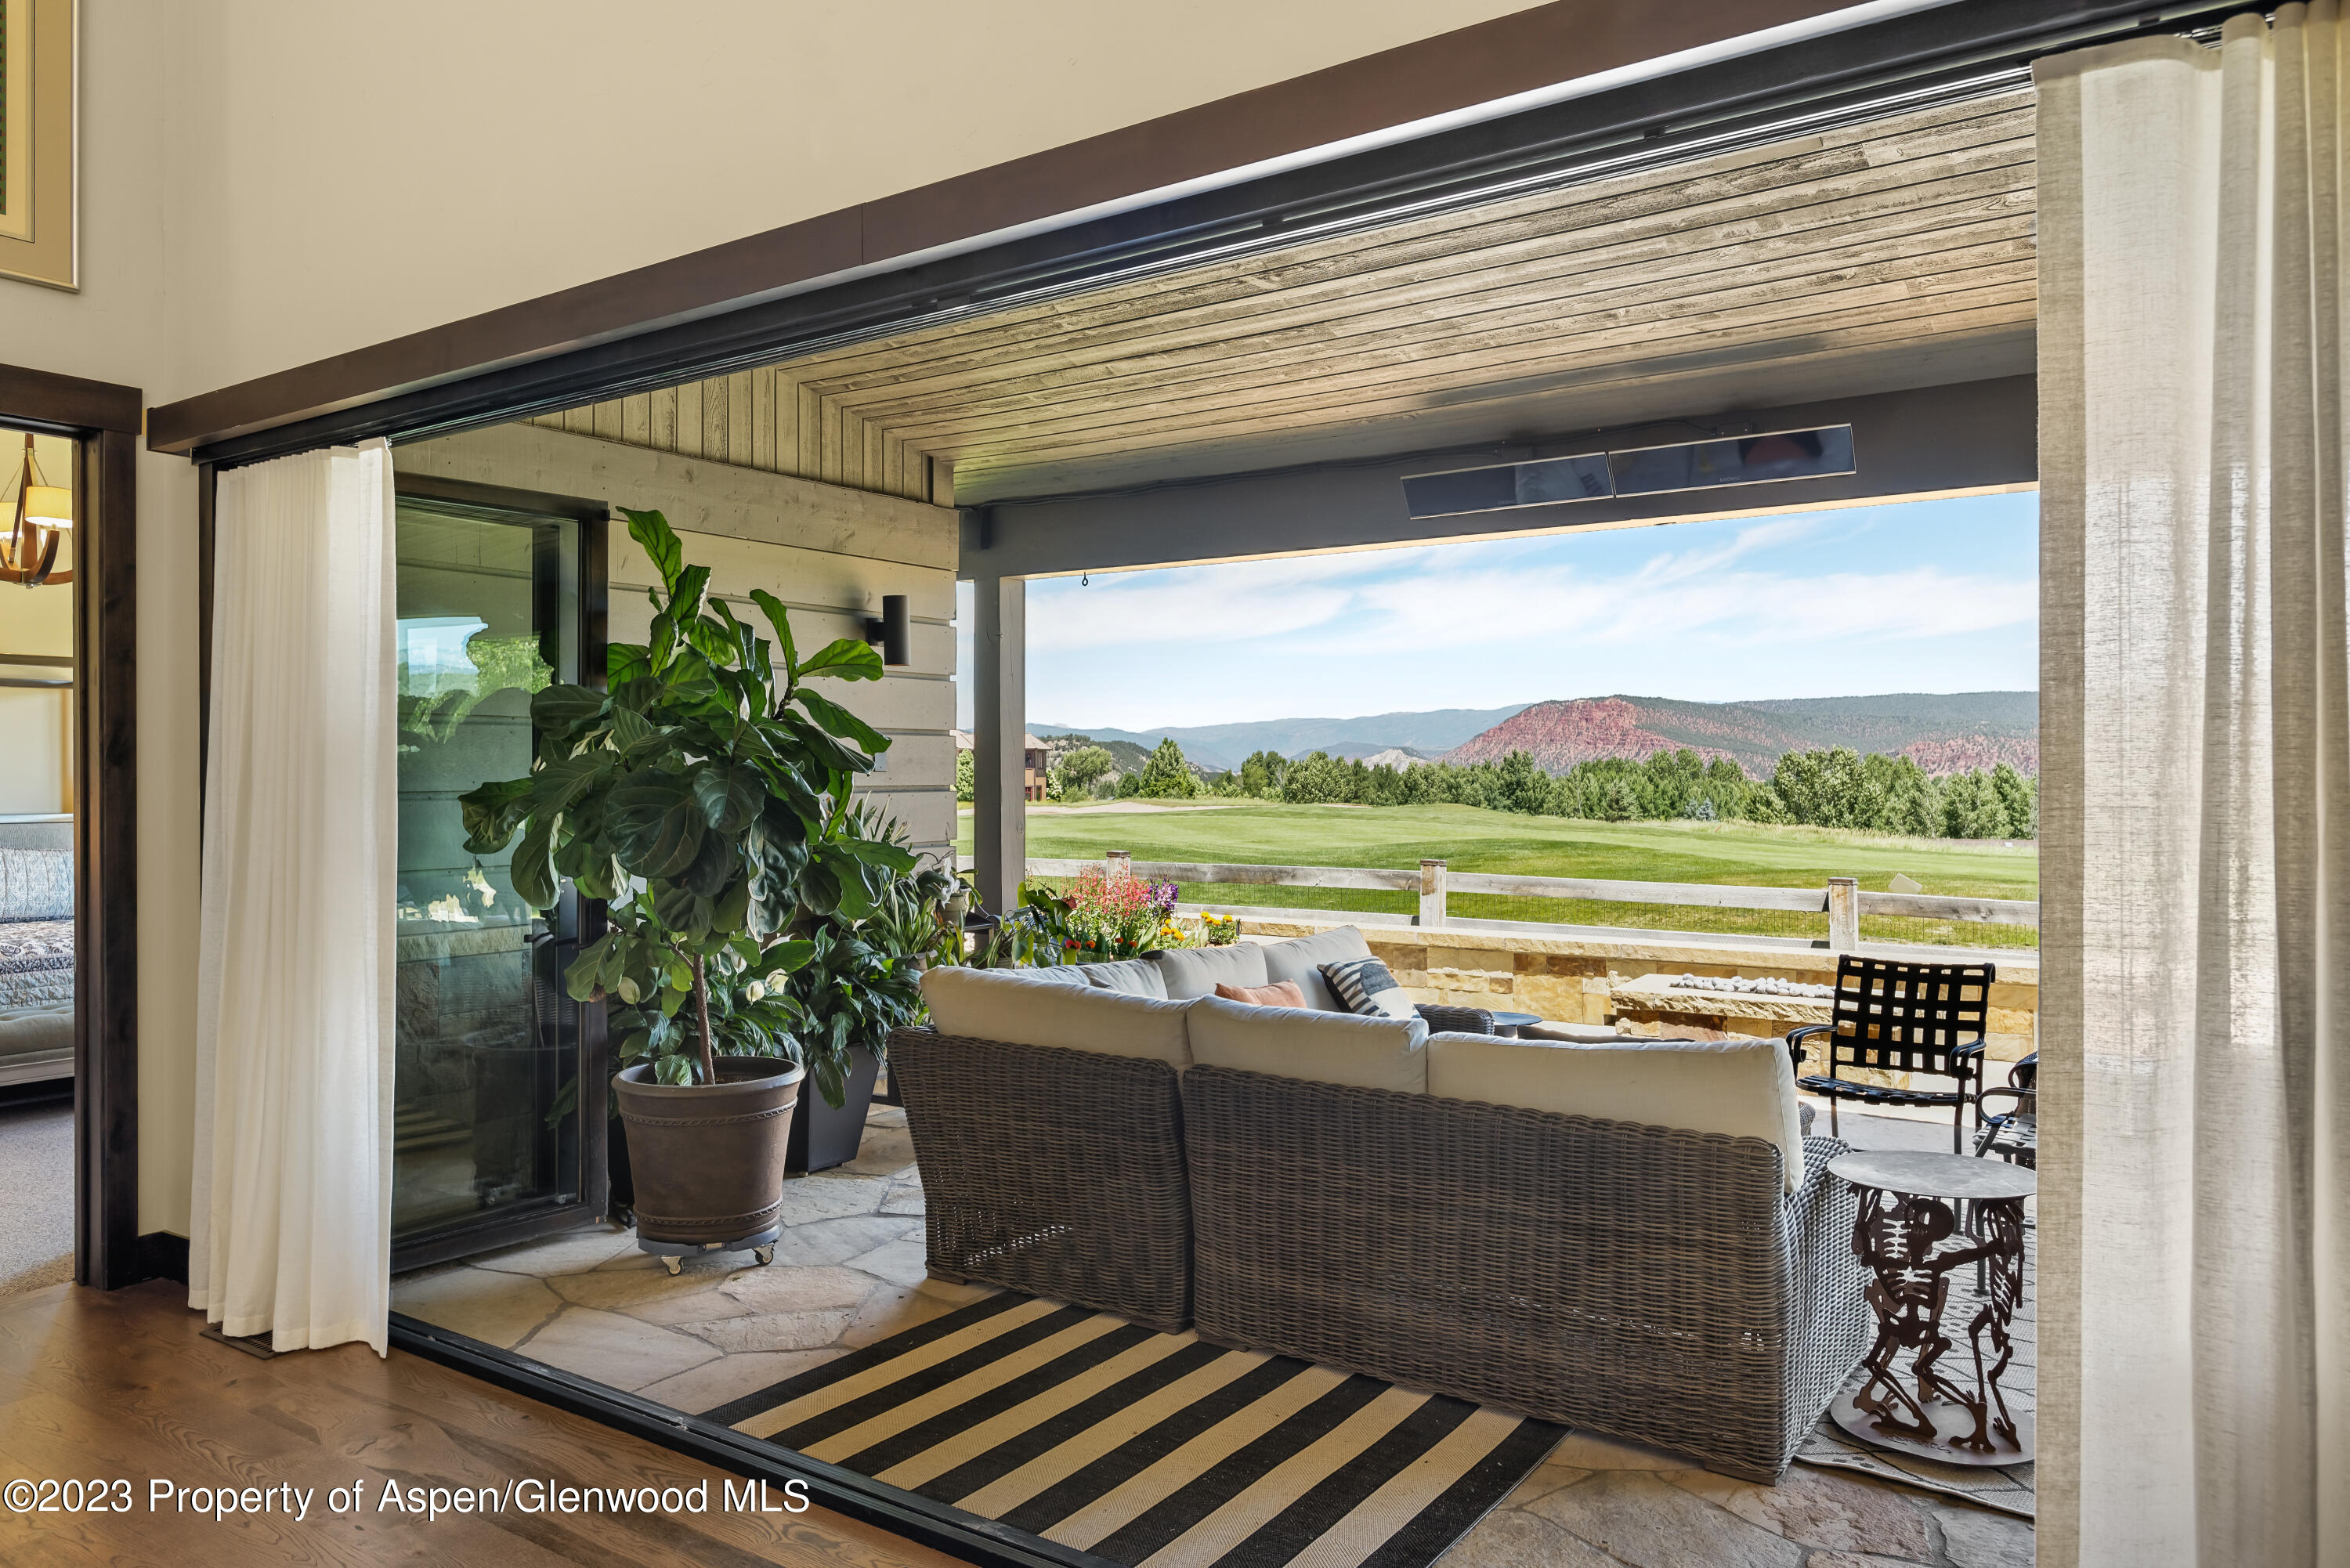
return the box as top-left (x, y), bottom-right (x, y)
top-left (701, 1292), bottom-right (1564, 1568)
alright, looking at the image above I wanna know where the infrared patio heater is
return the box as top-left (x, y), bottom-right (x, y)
top-left (1401, 425), bottom-right (1856, 521)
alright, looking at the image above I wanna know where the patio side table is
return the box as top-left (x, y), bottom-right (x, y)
top-left (1826, 1151), bottom-right (2035, 1466)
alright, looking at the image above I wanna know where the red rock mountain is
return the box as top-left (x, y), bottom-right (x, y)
top-left (1443, 693), bottom-right (2038, 777)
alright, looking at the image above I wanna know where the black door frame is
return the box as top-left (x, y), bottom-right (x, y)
top-left (0, 362), bottom-right (142, 1291)
top-left (383, 471), bottom-right (613, 1274)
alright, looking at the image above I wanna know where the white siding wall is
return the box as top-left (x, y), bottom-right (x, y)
top-left (396, 422), bottom-right (958, 866)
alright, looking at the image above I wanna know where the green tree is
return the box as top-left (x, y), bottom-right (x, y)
top-left (1641, 748), bottom-right (1705, 817)
top-left (1990, 762), bottom-right (2036, 839)
top-left (1280, 751), bottom-right (1356, 804)
top-left (1743, 782), bottom-right (1791, 825)
top-left (1494, 750), bottom-right (1553, 815)
top-left (1136, 736), bottom-right (1198, 798)
top-left (1059, 745), bottom-right (1115, 795)
top-left (1115, 768), bottom-right (1143, 798)
top-left (1773, 746), bottom-right (1875, 829)
top-left (1697, 756), bottom-right (1752, 820)
top-left (1864, 753), bottom-right (1939, 836)
top-left (1599, 777), bottom-right (1642, 822)
top-left (1940, 769), bottom-right (2010, 838)
top-left (954, 747), bottom-right (974, 802)
top-left (1238, 750), bottom-right (1287, 798)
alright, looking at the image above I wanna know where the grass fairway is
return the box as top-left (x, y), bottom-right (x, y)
top-left (956, 801), bottom-right (2039, 948)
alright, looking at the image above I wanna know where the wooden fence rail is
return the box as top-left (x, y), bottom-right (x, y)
top-left (1024, 855), bottom-right (2038, 953)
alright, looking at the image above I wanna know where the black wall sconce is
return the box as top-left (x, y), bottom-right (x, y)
top-left (862, 594), bottom-right (910, 666)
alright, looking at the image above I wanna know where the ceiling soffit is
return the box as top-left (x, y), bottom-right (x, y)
top-left (534, 88), bottom-right (2035, 506)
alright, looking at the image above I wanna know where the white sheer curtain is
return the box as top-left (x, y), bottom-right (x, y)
top-left (189, 440), bottom-right (397, 1355)
top-left (2038, 9), bottom-right (2348, 1566)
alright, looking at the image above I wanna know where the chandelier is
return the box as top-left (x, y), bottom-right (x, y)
top-left (0, 432), bottom-right (73, 587)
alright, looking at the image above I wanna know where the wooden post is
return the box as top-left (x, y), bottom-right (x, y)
top-left (1827, 876), bottom-right (1860, 952)
top-left (971, 575), bottom-right (1026, 917)
top-left (1420, 858), bottom-right (1447, 929)
top-left (1106, 849), bottom-right (1131, 880)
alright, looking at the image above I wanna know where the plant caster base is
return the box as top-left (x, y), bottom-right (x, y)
top-left (635, 1226), bottom-right (783, 1277)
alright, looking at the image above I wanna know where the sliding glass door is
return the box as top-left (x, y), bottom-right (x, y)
top-left (390, 485), bottom-right (606, 1270)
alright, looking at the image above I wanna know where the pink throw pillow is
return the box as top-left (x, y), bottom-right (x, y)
top-left (1214, 979), bottom-right (1307, 1009)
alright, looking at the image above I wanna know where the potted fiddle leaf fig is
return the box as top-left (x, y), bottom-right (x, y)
top-left (457, 507), bottom-right (915, 1262)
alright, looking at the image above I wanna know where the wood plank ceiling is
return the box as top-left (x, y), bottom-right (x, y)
top-left (535, 87), bottom-right (2035, 507)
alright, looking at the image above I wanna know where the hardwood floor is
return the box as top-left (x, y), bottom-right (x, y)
top-left (0, 1279), bottom-right (965, 1568)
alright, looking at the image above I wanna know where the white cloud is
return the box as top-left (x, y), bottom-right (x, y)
top-left (1025, 523), bottom-right (2030, 661)
top-left (967, 496), bottom-right (2038, 729)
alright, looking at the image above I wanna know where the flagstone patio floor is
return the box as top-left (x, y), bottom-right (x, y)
top-left (392, 1102), bottom-right (2033, 1568)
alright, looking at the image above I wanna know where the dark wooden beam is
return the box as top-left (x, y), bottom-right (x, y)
top-left (959, 375), bottom-right (2037, 579)
top-left (78, 432), bottom-right (142, 1290)
top-left (143, 0), bottom-right (1858, 458)
top-left (0, 361), bottom-right (142, 435)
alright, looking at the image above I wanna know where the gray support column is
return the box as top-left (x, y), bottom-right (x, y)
top-left (971, 575), bottom-right (1027, 916)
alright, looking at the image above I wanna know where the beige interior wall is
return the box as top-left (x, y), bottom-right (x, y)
top-left (0, 8), bottom-right (200, 1237)
top-left (397, 423), bottom-right (959, 864)
top-left (0, 688), bottom-right (70, 815)
top-left (0, 0), bottom-right (1548, 1239)
top-left (167, 0), bottom-right (1538, 395)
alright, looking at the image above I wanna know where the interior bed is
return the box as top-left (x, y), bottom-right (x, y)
top-left (0, 821), bottom-right (74, 1088)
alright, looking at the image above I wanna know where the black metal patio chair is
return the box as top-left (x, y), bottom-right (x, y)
top-left (1785, 954), bottom-right (1994, 1153)
top-left (1972, 1051), bottom-right (2037, 1168)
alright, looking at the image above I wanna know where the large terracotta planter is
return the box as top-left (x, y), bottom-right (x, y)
top-left (613, 1056), bottom-right (803, 1252)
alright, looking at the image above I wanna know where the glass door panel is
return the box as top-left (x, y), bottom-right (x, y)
top-left (392, 493), bottom-right (598, 1261)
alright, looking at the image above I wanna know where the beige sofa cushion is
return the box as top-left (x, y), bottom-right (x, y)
top-left (1426, 1034), bottom-right (1806, 1190)
top-left (1259, 925), bottom-right (1372, 1011)
top-left (1188, 995), bottom-right (1428, 1093)
top-left (920, 966), bottom-right (1191, 1068)
top-left (1148, 941), bottom-right (1270, 1000)
top-left (1027, 965), bottom-right (1092, 988)
top-left (1079, 958), bottom-right (1169, 999)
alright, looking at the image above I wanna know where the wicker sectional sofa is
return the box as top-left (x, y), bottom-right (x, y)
top-left (890, 927), bottom-right (1871, 1482)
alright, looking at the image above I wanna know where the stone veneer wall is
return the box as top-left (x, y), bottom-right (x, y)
top-left (1229, 917), bottom-right (2039, 1066)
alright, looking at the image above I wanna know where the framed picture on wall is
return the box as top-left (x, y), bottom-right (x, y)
top-left (0, 0), bottom-right (75, 292)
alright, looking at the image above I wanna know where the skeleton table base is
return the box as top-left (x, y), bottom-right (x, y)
top-left (1826, 1151), bottom-right (2036, 1467)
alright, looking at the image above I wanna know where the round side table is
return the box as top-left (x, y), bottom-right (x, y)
top-left (1485, 1010), bottom-right (1542, 1037)
top-left (1826, 1151), bottom-right (2035, 1466)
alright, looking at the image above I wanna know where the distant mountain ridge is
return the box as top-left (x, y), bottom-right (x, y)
top-left (1031, 706), bottom-right (1531, 771)
top-left (1444, 692), bottom-right (2037, 776)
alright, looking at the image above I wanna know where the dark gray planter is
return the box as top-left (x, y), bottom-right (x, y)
top-left (786, 1045), bottom-right (880, 1173)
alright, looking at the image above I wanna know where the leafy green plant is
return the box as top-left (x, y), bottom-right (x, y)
top-left (781, 921), bottom-right (924, 1108)
top-left (847, 802), bottom-right (960, 970)
top-left (457, 508), bottom-right (914, 1088)
top-left (766, 800), bottom-right (960, 1107)
top-left (954, 877), bottom-right (1073, 969)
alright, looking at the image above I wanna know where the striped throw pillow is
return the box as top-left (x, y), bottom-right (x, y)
top-left (1320, 956), bottom-right (1416, 1020)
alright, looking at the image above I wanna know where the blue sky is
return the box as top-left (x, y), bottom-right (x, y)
top-left (956, 492), bottom-right (2038, 732)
